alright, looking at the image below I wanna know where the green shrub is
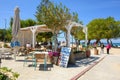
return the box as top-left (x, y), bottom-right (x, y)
top-left (3, 43), bottom-right (9, 48)
top-left (0, 67), bottom-right (19, 80)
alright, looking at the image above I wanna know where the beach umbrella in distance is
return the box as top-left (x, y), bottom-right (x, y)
top-left (12, 6), bottom-right (20, 42)
top-left (11, 7), bottom-right (20, 47)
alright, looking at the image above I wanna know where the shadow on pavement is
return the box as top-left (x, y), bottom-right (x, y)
top-left (68, 56), bottom-right (100, 68)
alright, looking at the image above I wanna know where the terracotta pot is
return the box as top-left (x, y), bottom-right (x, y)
top-left (86, 49), bottom-right (91, 57)
top-left (94, 48), bottom-right (98, 55)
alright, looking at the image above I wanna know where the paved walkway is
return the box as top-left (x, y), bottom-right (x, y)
top-left (78, 54), bottom-right (120, 80)
top-left (1, 53), bottom-right (106, 80)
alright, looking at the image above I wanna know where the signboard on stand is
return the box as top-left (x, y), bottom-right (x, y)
top-left (59, 47), bottom-right (71, 68)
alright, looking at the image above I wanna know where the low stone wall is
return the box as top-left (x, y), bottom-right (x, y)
top-left (74, 51), bottom-right (86, 60)
top-left (69, 51), bottom-right (86, 64)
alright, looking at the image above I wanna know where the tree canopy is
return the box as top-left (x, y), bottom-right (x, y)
top-left (35, 0), bottom-right (80, 48)
top-left (87, 17), bottom-right (120, 44)
top-left (35, 0), bottom-right (79, 34)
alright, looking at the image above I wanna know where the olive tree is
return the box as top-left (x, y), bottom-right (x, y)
top-left (35, 0), bottom-right (79, 49)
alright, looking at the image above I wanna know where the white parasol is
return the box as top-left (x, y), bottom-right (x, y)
top-left (12, 6), bottom-right (20, 42)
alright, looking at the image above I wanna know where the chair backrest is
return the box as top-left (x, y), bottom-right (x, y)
top-left (35, 54), bottom-right (45, 59)
top-left (34, 54), bottom-right (51, 63)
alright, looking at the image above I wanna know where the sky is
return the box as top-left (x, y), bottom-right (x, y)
top-left (0, 0), bottom-right (120, 43)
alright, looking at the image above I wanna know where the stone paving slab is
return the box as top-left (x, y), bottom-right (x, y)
top-left (78, 55), bottom-right (120, 80)
top-left (1, 54), bottom-right (106, 80)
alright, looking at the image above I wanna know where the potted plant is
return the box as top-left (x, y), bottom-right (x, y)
top-left (85, 46), bottom-right (91, 58)
top-left (94, 47), bottom-right (99, 55)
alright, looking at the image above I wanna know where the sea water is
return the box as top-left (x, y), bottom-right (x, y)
top-left (110, 43), bottom-right (120, 47)
top-left (79, 42), bottom-right (120, 47)
top-left (100, 43), bottom-right (120, 47)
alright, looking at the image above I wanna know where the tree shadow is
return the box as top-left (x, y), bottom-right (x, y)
top-left (1, 57), bottom-right (14, 60)
top-left (16, 59), bottom-right (32, 62)
top-left (68, 56), bottom-right (100, 68)
top-left (16, 59), bottom-right (54, 71)
top-left (38, 64), bottom-right (53, 71)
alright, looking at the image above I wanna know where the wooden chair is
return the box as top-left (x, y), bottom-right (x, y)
top-left (23, 48), bottom-right (33, 66)
top-left (34, 54), bottom-right (51, 70)
top-left (23, 52), bottom-right (34, 67)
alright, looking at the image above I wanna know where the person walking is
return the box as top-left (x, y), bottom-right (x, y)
top-left (106, 43), bottom-right (111, 54)
top-left (100, 43), bottom-right (104, 54)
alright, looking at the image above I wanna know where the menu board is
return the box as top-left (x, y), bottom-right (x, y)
top-left (59, 47), bottom-right (71, 68)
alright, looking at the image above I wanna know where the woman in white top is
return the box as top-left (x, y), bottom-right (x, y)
top-left (26, 43), bottom-right (31, 48)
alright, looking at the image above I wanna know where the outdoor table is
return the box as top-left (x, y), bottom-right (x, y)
top-left (0, 48), bottom-right (12, 59)
top-left (28, 51), bottom-right (49, 70)
top-left (32, 48), bottom-right (45, 52)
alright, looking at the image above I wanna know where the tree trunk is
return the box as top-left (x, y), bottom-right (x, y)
top-left (67, 29), bottom-right (71, 47)
top-left (52, 33), bottom-right (58, 52)
top-left (78, 40), bottom-right (80, 45)
top-left (87, 39), bottom-right (91, 45)
top-left (99, 40), bottom-right (101, 44)
top-left (75, 39), bottom-right (79, 49)
top-left (65, 32), bottom-right (67, 47)
top-left (54, 35), bottom-right (58, 52)
top-left (109, 39), bottom-right (113, 47)
top-left (107, 39), bottom-right (109, 44)
top-left (96, 39), bottom-right (100, 44)
top-left (75, 39), bottom-right (77, 46)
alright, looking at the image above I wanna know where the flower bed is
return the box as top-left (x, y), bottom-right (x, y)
top-left (48, 51), bottom-right (60, 65)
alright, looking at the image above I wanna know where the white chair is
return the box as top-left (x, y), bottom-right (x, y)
top-left (0, 48), bottom-right (13, 59)
top-left (12, 46), bottom-right (21, 60)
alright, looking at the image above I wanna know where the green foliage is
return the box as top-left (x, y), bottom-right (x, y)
top-left (0, 73), bottom-right (8, 80)
top-left (35, 0), bottom-right (80, 49)
top-left (21, 19), bottom-right (37, 28)
top-left (10, 17), bottom-right (13, 28)
top-left (3, 43), bottom-right (8, 48)
top-left (0, 29), bottom-right (11, 42)
top-left (0, 67), bottom-right (19, 80)
top-left (73, 50), bottom-right (84, 54)
top-left (87, 18), bottom-right (106, 40)
top-left (74, 27), bottom-right (85, 40)
top-left (35, 0), bottom-right (79, 34)
top-left (0, 29), bottom-right (5, 41)
top-left (5, 18), bottom-right (37, 42)
top-left (87, 16), bottom-right (120, 42)
top-left (3, 43), bottom-right (10, 48)
top-left (5, 28), bottom-right (12, 42)
top-left (36, 32), bottom-right (53, 42)
top-left (10, 17), bottom-right (37, 28)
